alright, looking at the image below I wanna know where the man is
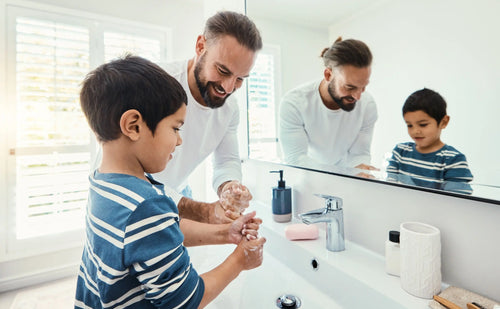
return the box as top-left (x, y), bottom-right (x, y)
top-left (279, 37), bottom-right (378, 172)
top-left (154, 11), bottom-right (263, 220)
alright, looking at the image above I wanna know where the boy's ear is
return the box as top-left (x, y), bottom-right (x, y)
top-left (120, 109), bottom-right (143, 141)
top-left (439, 115), bottom-right (450, 129)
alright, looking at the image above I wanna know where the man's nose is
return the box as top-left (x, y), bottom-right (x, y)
top-left (221, 77), bottom-right (237, 94)
top-left (177, 136), bottom-right (183, 146)
top-left (352, 89), bottom-right (364, 100)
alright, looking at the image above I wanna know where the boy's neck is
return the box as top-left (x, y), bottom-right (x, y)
top-left (415, 140), bottom-right (445, 154)
top-left (99, 139), bottom-right (148, 181)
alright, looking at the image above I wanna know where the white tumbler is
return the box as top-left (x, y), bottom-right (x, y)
top-left (400, 222), bottom-right (441, 299)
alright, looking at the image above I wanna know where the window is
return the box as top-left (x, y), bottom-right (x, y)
top-left (247, 45), bottom-right (281, 160)
top-left (5, 4), bottom-right (170, 254)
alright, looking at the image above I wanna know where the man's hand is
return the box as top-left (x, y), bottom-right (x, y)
top-left (355, 163), bottom-right (379, 171)
top-left (218, 180), bottom-right (252, 219)
top-left (227, 211), bottom-right (262, 244)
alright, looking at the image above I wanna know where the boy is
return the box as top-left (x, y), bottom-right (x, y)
top-left (386, 88), bottom-right (473, 188)
top-left (75, 55), bottom-right (266, 308)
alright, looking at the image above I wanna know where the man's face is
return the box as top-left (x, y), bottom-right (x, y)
top-left (194, 35), bottom-right (256, 108)
top-left (327, 65), bottom-right (371, 112)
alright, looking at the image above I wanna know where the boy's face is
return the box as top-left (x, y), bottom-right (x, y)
top-left (404, 110), bottom-right (449, 153)
top-left (194, 34), bottom-right (256, 108)
top-left (139, 104), bottom-right (186, 173)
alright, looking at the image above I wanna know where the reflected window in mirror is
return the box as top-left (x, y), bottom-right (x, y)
top-left (247, 45), bottom-right (281, 161)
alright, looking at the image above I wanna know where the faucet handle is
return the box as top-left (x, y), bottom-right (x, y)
top-left (314, 193), bottom-right (343, 210)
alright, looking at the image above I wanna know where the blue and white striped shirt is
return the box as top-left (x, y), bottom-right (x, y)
top-left (75, 171), bottom-right (204, 308)
top-left (386, 142), bottom-right (473, 187)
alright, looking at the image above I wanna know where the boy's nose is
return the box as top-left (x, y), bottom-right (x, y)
top-left (177, 136), bottom-right (183, 146)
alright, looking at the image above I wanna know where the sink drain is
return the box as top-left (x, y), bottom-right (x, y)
top-left (276, 294), bottom-right (301, 308)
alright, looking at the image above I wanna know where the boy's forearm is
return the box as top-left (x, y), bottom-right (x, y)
top-left (198, 253), bottom-right (244, 308)
top-left (179, 219), bottom-right (228, 246)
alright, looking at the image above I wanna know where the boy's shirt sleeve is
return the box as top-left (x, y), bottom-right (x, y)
top-left (443, 153), bottom-right (474, 183)
top-left (124, 196), bottom-right (204, 309)
top-left (386, 144), bottom-right (402, 175)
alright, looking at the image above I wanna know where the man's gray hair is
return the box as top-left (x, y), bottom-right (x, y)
top-left (204, 11), bottom-right (262, 52)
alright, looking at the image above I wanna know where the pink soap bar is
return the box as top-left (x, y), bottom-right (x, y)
top-left (285, 224), bottom-right (319, 240)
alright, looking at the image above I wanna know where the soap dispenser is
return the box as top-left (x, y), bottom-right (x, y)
top-left (270, 170), bottom-right (292, 222)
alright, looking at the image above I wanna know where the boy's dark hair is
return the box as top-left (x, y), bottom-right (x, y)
top-left (403, 88), bottom-right (447, 124)
top-left (80, 55), bottom-right (187, 142)
top-left (204, 11), bottom-right (262, 52)
top-left (321, 36), bottom-right (372, 69)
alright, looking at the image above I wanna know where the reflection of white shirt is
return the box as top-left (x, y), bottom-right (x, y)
top-left (152, 60), bottom-right (242, 194)
top-left (279, 79), bottom-right (378, 169)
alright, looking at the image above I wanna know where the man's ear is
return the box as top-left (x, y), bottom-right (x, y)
top-left (120, 109), bottom-right (143, 141)
top-left (195, 35), bottom-right (206, 57)
top-left (439, 115), bottom-right (450, 129)
top-left (324, 67), bottom-right (333, 82)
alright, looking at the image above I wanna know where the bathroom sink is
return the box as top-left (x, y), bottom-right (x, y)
top-left (188, 201), bottom-right (429, 308)
top-left (190, 246), bottom-right (341, 308)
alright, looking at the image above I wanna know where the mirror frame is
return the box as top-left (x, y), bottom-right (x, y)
top-left (243, 159), bottom-right (500, 205)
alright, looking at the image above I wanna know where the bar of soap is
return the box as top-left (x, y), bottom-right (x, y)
top-left (285, 224), bottom-right (319, 240)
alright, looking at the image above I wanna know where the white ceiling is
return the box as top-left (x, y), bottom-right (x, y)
top-left (246, 0), bottom-right (383, 29)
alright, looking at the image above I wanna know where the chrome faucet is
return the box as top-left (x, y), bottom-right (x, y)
top-left (299, 194), bottom-right (345, 252)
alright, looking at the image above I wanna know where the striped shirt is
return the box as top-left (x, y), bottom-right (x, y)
top-left (386, 142), bottom-right (473, 188)
top-left (75, 171), bottom-right (204, 308)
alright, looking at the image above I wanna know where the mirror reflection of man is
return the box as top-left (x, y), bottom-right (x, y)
top-left (279, 37), bottom-right (378, 171)
top-left (153, 11), bottom-right (263, 221)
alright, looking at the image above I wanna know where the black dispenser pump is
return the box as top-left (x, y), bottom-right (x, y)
top-left (270, 170), bottom-right (286, 188)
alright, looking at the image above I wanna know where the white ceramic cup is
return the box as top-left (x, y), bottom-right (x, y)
top-left (400, 222), bottom-right (441, 299)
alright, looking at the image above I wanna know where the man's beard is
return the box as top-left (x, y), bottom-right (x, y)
top-left (327, 79), bottom-right (356, 112)
top-left (194, 54), bottom-right (230, 109)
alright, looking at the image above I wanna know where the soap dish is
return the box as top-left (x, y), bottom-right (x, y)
top-left (429, 286), bottom-right (499, 309)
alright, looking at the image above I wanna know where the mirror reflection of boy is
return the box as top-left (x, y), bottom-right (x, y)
top-left (75, 55), bottom-right (266, 308)
top-left (386, 88), bottom-right (473, 191)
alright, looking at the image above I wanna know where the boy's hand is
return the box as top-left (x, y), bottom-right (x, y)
top-left (228, 211), bottom-right (262, 244)
top-left (219, 180), bottom-right (252, 218)
top-left (234, 237), bottom-right (266, 271)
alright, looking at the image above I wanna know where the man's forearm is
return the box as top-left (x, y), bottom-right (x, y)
top-left (177, 197), bottom-right (214, 223)
top-left (217, 181), bottom-right (231, 197)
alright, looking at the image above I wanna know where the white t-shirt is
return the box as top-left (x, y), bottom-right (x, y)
top-left (279, 79), bottom-right (378, 170)
top-left (153, 60), bottom-right (242, 195)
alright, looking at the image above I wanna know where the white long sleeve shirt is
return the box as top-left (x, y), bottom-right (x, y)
top-left (153, 60), bottom-right (242, 195)
top-left (279, 79), bottom-right (378, 170)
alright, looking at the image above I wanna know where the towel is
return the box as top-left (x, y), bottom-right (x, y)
top-left (429, 286), bottom-right (499, 309)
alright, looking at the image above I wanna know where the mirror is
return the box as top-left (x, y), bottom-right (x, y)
top-left (246, 0), bottom-right (500, 203)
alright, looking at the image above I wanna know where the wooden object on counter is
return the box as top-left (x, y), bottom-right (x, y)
top-left (434, 295), bottom-right (462, 309)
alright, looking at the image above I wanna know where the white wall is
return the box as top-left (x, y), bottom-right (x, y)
top-left (243, 159), bottom-right (500, 301)
top-left (328, 0), bottom-right (500, 184)
top-left (255, 18), bottom-right (327, 96)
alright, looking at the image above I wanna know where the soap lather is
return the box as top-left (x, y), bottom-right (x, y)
top-left (270, 170), bottom-right (292, 222)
